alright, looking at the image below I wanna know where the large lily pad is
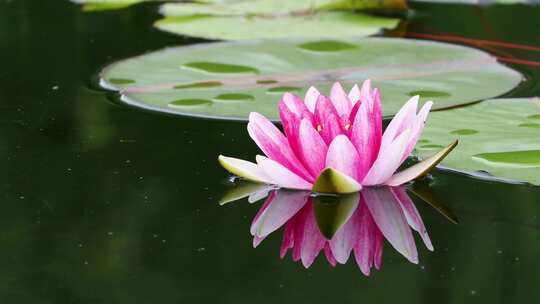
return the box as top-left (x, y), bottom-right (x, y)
top-left (155, 0), bottom-right (404, 40)
top-left (416, 98), bottom-right (540, 186)
top-left (155, 12), bottom-right (399, 40)
top-left (100, 37), bottom-right (522, 121)
top-left (160, 0), bottom-right (407, 16)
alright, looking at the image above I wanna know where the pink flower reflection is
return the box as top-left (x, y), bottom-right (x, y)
top-left (250, 187), bottom-right (433, 276)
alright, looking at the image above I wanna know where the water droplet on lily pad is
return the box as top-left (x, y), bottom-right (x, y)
top-left (408, 90), bottom-right (451, 98)
top-left (418, 139), bottom-right (431, 144)
top-left (527, 114), bottom-right (540, 120)
top-left (109, 78), bottom-right (135, 85)
top-left (214, 93), bottom-right (255, 101)
top-left (174, 81), bottom-right (223, 89)
top-left (473, 150), bottom-right (540, 167)
top-left (169, 99), bottom-right (211, 107)
top-left (450, 129), bottom-right (478, 135)
top-left (182, 62), bottom-right (259, 74)
top-left (267, 86), bottom-right (303, 94)
top-left (518, 122), bottom-right (540, 128)
top-left (298, 40), bottom-right (357, 52)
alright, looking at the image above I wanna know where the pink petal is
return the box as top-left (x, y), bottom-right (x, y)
top-left (362, 129), bottom-right (411, 186)
top-left (350, 102), bottom-right (378, 180)
top-left (304, 86), bottom-right (320, 113)
top-left (353, 203), bottom-right (375, 275)
top-left (251, 191), bottom-right (276, 230)
top-left (400, 101), bottom-right (433, 163)
top-left (256, 155), bottom-right (313, 190)
top-left (279, 101), bottom-right (302, 159)
top-left (280, 218), bottom-right (296, 259)
top-left (330, 82), bottom-right (353, 117)
top-left (250, 190), bottom-right (310, 238)
top-left (283, 93), bottom-right (311, 117)
top-left (380, 95), bottom-right (418, 152)
top-left (253, 235), bottom-right (266, 248)
top-left (348, 84), bottom-right (361, 105)
top-left (373, 229), bottom-right (383, 270)
top-left (291, 207), bottom-right (307, 262)
top-left (391, 187), bottom-right (433, 251)
top-left (329, 210), bottom-right (357, 264)
top-left (348, 99), bottom-right (361, 125)
top-left (325, 135), bottom-right (361, 181)
top-left (300, 204), bottom-right (327, 268)
top-left (248, 112), bottom-right (312, 181)
top-left (298, 118), bottom-right (328, 177)
top-left (324, 243), bottom-right (338, 267)
top-left (370, 88), bottom-right (383, 150)
top-left (350, 81), bottom-right (382, 170)
top-left (359, 79), bottom-right (373, 105)
top-left (314, 95), bottom-right (345, 144)
top-left (363, 188), bottom-right (418, 264)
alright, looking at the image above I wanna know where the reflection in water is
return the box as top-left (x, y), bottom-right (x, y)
top-left (222, 183), bottom-right (454, 276)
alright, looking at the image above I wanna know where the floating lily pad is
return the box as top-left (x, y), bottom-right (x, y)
top-left (416, 98), bottom-right (540, 186)
top-left (161, 0), bottom-right (406, 17)
top-left (156, 0), bottom-right (405, 40)
top-left (155, 12), bottom-right (400, 41)
top-left (100, 37), bottom-right (522, 121)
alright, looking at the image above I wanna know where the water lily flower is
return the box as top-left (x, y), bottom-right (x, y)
top-left (219, 80), bottom-right (457, 193)
top-left (249, 186), bottom-right (435, 276)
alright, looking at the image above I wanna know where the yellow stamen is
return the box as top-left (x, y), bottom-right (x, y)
top-left (316, 125), bottom-right (322, 132)
top-left (344, 123), bottom-right (351, 131)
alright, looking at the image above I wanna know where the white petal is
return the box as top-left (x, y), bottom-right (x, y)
top-left (386, 140), bottom-right (458, 186)
top-left (218, 155), bottom-right (272, 184)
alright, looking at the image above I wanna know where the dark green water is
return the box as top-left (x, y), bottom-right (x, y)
top-left (0, 1), bottom-right (538, 303)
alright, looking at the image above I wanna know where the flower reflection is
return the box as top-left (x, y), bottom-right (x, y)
top-left (221, 182), bottom-right (455, 276)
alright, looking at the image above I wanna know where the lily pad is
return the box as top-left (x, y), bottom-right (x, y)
top-left (100, 37), bottom-right (522, 121)
top-left (156, 0), bottom-right (405, 40)
top-left (161, 0), bottom-right (407, 16)
top-left (155, 12), bottom-right (399, 41)
top-left (416, 98), bottom-right (540, 186)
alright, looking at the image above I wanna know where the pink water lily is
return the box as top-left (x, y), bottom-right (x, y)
top-left (219, 80), bottom-right (457, 193)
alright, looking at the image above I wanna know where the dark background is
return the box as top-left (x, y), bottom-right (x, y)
top-left (0, 1), bottom-right (538, 303)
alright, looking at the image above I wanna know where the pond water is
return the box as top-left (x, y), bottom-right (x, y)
top-left (0, 1), bottom-right (539, 303)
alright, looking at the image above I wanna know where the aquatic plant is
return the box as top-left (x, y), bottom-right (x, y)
top-left (219, 80), bottom-right (457, 193)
